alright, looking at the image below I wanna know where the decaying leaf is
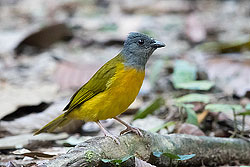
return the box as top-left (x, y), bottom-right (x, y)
top-left (185, 14), bottom-right (206, 43)
top-left (54, 61), bottom-right (101, 90)
top-left (13, 149), bottom-right (56, 159)
top-left (135, 157), bottom-right (156, 167)
top-left (197, 110), bottom-right (209, 124)
top-left (204, 58), bottom-right (250, 97)
top-left (120, 0), bottom-right (192, 14)
top-left (0, 100), bottom-right (83, 135)
top-left (15, 23), bottom-right (73, 54)
top-left (201, 37), bottom-right (250, 54)
top-left (132, 115), bottom-right (165, 131)
top-left (0, 84), bottom-right (58, 120)
top-left (0, 133), bottom-right (68, 150)
top-left (177, 123), bottom-right (205, 136)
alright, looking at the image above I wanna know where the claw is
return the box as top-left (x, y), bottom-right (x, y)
top-left (114, 116), bottom-right (143, 137)
top-left (120, 126), bottom-right (143, 136)
top-left (96, 121), bottom-right (120, 145)
top-left (105, 133), bottom-right (120, 145)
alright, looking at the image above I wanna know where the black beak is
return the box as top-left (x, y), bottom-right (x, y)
top-left (150, 40), bottom-right (165, 48)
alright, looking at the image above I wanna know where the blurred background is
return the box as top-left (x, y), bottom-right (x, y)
top-left (0, 0), bottom-right (250, 166)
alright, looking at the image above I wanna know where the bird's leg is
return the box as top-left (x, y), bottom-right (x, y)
top-left (96, 121), bottom-right (120, 144)
top-left (114, 116), bottom-right (143, 136)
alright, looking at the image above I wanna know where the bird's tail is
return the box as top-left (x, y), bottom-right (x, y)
top-left (34, 114), bottom-right (71, 135)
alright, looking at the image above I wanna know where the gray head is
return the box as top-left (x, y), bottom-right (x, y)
top-left (121, 32), bottom-right (165, 70)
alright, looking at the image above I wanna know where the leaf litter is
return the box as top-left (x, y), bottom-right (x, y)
top-left (0, 0), bottom-right (250, 166)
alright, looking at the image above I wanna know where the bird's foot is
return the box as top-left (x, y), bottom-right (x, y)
top-left (104, 133), bottom-right (120, 145)
top-left (96, 121), bottom-right (120, 144)
top-left (120, 126), bottom-right (143, 137)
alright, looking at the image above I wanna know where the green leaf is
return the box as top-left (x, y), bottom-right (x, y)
top-left (101, 159), bottom-right (112, 163)
top-left (149, 121), bottom-right (176, 133)
top-left (163, 153), bottom-right (180, 159)
top-left (172, 60), bottom-right (197, 85)
top-left (134, 97), bottom-right (165, 120)
top-left (200, 38), bottom-right (250, 54)
top-left (101, 155), bottom-right (133, 165)
top-left (245, 104), bottom-right (250, 111)
top-left (172, 60), bottom-right (214, 90)
top-left (175, 81), bottom-right (214, 91)
top-left (153, 151), bottom-right (196, 161)
top-left (98, 23), bottom-right (118, 32)
top-left (177, 154), bottom-right (196, 160)
top-left (175, 93), bottom-right (211, 103)
top-left (205, 104), bottom-right (243, 113)
top-left (237, 111), bottom-right (250, 116)
top-left (152, 151), bottom-right (162, 158)
top-left (185, 106), bottom-right (198, 126)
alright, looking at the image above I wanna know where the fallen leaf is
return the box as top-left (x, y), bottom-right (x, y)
top-left (177, 123), bottom-right (205, 136)
top-left (185, 107), bottom-right (199, 126)
top-left (120, 0), bottom-right (191, 15)
top-left (205, 57), bottom-right (250, 97)
top-left (0, 133), bottom-right (68, 150)
top-left (134, 97), bottom-right (165, 120)
top-left (149, 121), bottom-right (176, 133)
top-left (0, 84), bottom-right (58, 120)
top-left (15, 23), bottom-right (73, 54)
top-left (54, 61), bottom-right (101, 90)
top-left (202, 37), bottom-right (250, 54)
top-left (197, 110), bottom-right (209, 124)
top-left (185, 14), bottom-right (206, 43)
top-left (0, 100), bottom-right (83, 135)
top-left (205, 104), bottom-right (243, 113)
top-left (1, 102), bottom-right (51, 121)
top-left (175, 93), bottom-right (211, 104)
top-left (56, 135), bottom-right (92, 147)
top-left (132, 115), bottom-right (165, 131)
top-left (13, 149), bottom-right (56, 159)
top-left (6, 161), bottom-right (18, 167)
top-left (174, 81), bottom-right (214, 91)
top-left (172, 60), bottom-right (214, 91)
top-left (135, 157), bottom-right (156, 167)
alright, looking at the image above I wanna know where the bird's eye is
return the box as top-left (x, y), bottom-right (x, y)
top-left (138, 39), bottom-right (144, 45)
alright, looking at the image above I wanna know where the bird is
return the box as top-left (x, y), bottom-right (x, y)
top-left (34, 32), bottom-right (165, 143)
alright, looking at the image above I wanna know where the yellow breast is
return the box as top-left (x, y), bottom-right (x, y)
top-left (69, 63), bottom-right (145, 121)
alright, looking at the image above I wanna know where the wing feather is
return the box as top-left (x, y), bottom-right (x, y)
top-left (63, 54), bottom-right (124, 113)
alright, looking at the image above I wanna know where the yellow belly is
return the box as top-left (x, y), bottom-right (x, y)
top-left (69, 64), bottom-right (145, 122)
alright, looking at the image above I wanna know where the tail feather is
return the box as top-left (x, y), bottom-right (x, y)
top-left (34, 114), bottom-right (71, 135)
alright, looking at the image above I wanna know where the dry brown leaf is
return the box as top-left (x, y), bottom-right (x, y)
top-left (177, 123), bottom-right (205, 136)
top-left (197, 110), bottom-right (209, 124)
top-left (0, 84), bottom-right (58, 120)
top-left (0, 133), bottom-right (68, 150)
top-left (54, 61), bottom-right (100, 90)
top-left (185, 14), bottom-right (206, 43)
top-left (0, 100), bottom-right (83, 135)
top-left (205, 57), bottom-right (250, 97)
top-left (120, 0), bottom-right (191, 15)
top-left (15, 23), bottom-right (72, 54)
top-left (135, 157), bottom-right (156, 167)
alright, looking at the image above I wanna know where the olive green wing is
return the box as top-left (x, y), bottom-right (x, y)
top-left (63, 55), bottom-right (123, 113)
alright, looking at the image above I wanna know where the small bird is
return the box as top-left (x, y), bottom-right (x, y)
top-left (34, 32), bottom-right (165, 143)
